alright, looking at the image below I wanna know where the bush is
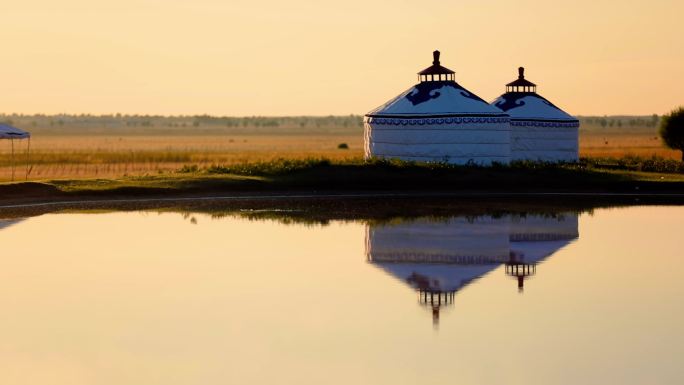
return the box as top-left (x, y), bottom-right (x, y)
top-left (337, 143), bottom-right (349, 149)
top-left (206, 158), bottom-right (335, 176)
top-left (582, 155), bottom-right (684, 173)
top-left (177, 164), bottom-right (199, 173)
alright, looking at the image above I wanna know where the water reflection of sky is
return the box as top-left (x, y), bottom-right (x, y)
top-left (0, 207), bottom-right (681, 385)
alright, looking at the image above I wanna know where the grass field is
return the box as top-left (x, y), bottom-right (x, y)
top-left (580, 132), bottom-right (678, 159)
top-left (0, 114), bottom-right (678, 182)
top-left (4, 157), bottom-right (684, 211)
top-left (0, 134), bottom-right (364, 181)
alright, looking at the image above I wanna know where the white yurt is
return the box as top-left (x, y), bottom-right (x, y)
top-left (364, 51), bottom-right (510, 165)
top-left (491, 68), bottom-right (579, 162)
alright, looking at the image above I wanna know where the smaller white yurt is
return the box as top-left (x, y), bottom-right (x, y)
top-left (491, 68), bottom-right (579, 162)
top-left (364, 51), bottom-right (510, 165)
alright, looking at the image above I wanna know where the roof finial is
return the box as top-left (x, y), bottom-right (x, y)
top-left (433, 50), bottom-right (441, 65)
top-left (518, 66), bottom-right (525, 79)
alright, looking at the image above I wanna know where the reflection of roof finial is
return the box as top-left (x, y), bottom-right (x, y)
top-left (433, 50), bottom-right (441, 65)
top-left (518, 66), bottom-right (525, 79)
top-left (432, 306), bottom-right (440, 328)
top-left (506, 252), bottom-right (536, 293)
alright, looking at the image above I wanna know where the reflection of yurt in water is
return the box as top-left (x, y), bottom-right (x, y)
top-left (507, 213), bottom-right (579, 291)
top-left (366, 217), bottom-right (509, 325)
top-left (366, 213), bottom-right (580, 324)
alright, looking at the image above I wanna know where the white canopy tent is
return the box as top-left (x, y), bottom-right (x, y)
top-left (0, 123), bottom-right (31, 181)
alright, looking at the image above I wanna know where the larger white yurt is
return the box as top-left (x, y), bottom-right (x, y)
top-left (364, 51), bottom-right (510, 165)
top-left (491, 68), bottom-right (579, 162)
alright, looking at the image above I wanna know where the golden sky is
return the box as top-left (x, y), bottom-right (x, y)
top-left (1, 0), bottom-right (682, 116)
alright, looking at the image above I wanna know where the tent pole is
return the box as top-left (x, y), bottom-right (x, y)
top-left (11, 138), bottom-right (15, 182)
top-left (25, 137), bottom-right (31, 181)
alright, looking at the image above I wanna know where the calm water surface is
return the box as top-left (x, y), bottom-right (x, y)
top-left (0, 206), bottom-right (682, 384)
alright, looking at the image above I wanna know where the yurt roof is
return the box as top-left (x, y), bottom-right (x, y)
top-left (0, 124), bottom-right (30, 139)
top-left (492, 93), bottom-right (577, 122)
top-left (492, 68), bottom-right (577, 123)
top-left (367, 52), bottom-right (508, 118)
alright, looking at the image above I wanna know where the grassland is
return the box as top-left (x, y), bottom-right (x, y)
top-left (3, 158), bottom-right (684, 214)
top-left (0, 114), bottom-right (679, 182)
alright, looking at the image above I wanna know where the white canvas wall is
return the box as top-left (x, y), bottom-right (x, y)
top-left (364, 119), bottom-right (511, 165)
top-left (511, 124), bottom-right (578, 162)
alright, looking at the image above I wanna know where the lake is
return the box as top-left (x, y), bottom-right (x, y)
top-left (0, 205), bottom-right (682, 384)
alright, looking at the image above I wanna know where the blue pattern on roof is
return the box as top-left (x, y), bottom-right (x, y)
top-left (406, 81), bottom-right (487, 106)
top-left (494, 93), bottom-right (560, 112)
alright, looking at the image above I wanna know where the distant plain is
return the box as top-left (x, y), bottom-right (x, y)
top-left (0, 115), bottom-right (676, 181)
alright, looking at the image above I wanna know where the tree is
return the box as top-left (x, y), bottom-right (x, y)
top-left (659, 107), bottom-right (684, 161)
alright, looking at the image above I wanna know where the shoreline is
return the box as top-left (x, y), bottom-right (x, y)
top-left (2, 185), bottom-right (684, 221)
top-left (3, 162), bottom-right (684, 215)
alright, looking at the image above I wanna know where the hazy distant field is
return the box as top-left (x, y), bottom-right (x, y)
top-left (0, 114), bottom-right (677, 181)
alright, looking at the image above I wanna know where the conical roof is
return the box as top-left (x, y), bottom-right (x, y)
top-left (366, 51), bottom-right (508, 118)
top-left (491, 67), bottom-right (578, 123)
